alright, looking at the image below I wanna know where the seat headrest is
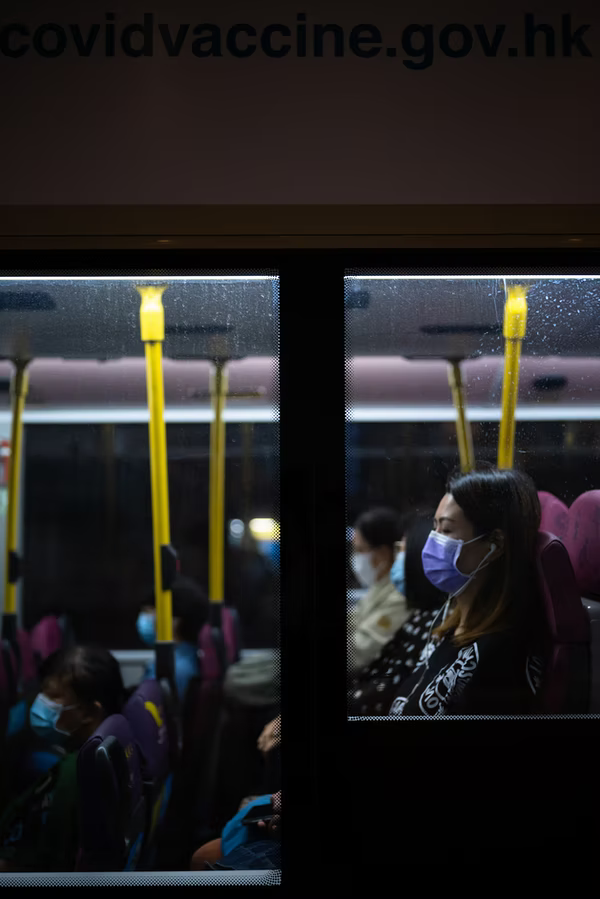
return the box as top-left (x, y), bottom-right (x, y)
top-left (77, 714), bottom-right (143, 853)
top-left (15, 629), bottom-right (37, 686)
top-left (30, 616), bottom-right (62, 660)
top-left (0, 641), bottom-right (17, 706)
top-left (536, 531), bottom-right (590, 644)
top-left (564, 490), bottom-right (600, 599)
top-left (538, 491), bottom-right (569, 541)
top-left (198, 607), bottom-right (239, 679)
top-left (123, 680), bottom-right (170, 783)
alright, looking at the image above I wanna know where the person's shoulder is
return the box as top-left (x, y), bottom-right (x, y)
top-left (475, 628), bottom-right (527, 650)
top-left (176, 641), bottom-right (201, 670)
top-left (380, 580), bottom-right (407, 608)
top-left (465, 628), bottom-right (529, 669)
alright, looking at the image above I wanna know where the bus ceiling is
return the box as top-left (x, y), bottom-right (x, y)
top-left (0, 278), bottom-right (277, 360)
top-left (345, 276), bottom-right (600, 358)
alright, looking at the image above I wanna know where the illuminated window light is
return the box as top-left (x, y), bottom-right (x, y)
top-left (229, 519), bottom-right (245, 538)
top-left (249, 518), bottom-right (279, 540)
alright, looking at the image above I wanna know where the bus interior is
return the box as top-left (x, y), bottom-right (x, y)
top-left (0, 273), bottom-right (280, 873)
top-left (345, 273), bottom-right (600, 715)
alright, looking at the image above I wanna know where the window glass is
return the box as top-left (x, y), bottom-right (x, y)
top-left (0, 275), bottom-right (279, 649)
top-left (346, 272), bottom-right (600, 717)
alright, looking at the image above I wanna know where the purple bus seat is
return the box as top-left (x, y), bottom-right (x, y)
top-left (226, 606), bottom-right (242, 663)
top-left (123, 680), bottom-right (175, 865)
top-left (564, 490), bottom-right (600, 600)
top-left (15, 629), bottom-right (37, 689)
top-left (157, 675), bottom-right (224, 864)
top-left (538, 491), bottom-right (569, 542)
top-left (534, 531), bottom-right (590, 714)
top-left (563, 491), bottom-right (600, 712)
top-left (1, 630), bottom-right (38, 741)
top-left (75, 714), bottom-right (146, 872)
top-left (30, 616), bottom-right (62, 667)
top-left (0, 642), bottom-right (17, 708)
top-left (0, 645), bottom-right (11, 743)
top-left (198, 607), bottom-right (241, 680)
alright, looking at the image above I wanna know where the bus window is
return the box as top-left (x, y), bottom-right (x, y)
top-left (345, 272), bottom-right (599, 718)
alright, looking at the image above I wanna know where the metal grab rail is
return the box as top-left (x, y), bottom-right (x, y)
top-left (498, 284), bottom-right (529, 470)
top-left (137, 286), bottom-right (177, 701)
top-left (3, 358), bottom-right (29, 642)
top-left (447, 360), bottom-right (474, 473)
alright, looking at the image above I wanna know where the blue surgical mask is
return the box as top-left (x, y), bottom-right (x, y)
top-left (29, 693), bottom-right (77, 743)
top-left (390, 551), bottom-right (406, 595)
top-left (137, 612), bottom-right (156, 646)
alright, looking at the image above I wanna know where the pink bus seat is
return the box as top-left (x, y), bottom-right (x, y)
top-left (564, 490), bottom-right (600, 600)
top-left (30, 616), bottom-right (63, 666)
top-left (538, 491), bottom-right (569, 542)
top-left (534, 531), bottom-right (590, 714)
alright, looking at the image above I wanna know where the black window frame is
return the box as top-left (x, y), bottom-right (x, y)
top-left (2, 246), bottom-right (600, 894)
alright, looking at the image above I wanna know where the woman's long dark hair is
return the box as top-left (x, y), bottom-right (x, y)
top-left (432, 465), bottom-right (541, 647)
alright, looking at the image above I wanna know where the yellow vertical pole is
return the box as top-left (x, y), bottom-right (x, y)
top-left (447, 360), bottom-right (475, 474)
top-left (3, 359), bottom-right (29, 642)
top-left (209, 360), bottom-right (228, 613)
top-left (241, 422), bottom-right (253, 526)
top-left (498, 284), bottom-right (529, 469)
top-left (138, 286), bottom-right (177, 695)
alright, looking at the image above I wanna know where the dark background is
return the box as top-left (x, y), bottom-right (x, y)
top-left (22, 422), bottom-right (279, 648)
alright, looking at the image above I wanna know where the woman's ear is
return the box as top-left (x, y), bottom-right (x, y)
top-left (489, 530), bottom-right (505, 559)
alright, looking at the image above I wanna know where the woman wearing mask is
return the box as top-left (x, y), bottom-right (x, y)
top-left (348, 508), bottom-right (409, 672)
top-left (388, 466), bottom-right (545, 718)
top-left (0, 646), bottom-right (126, 872)
top-left (348, 513), bottom-right (447, 715)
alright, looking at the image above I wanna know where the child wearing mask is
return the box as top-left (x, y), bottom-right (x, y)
top-left (0, 646), bottom-right (125, 872)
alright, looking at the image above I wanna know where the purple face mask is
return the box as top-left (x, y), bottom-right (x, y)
top-left (421, 530), bottom-right (490, 597)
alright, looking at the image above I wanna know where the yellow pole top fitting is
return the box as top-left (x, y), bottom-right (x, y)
top-left (137, 285), bottom-right (167, 343)
top-left (503, 284), bottom-right (529, 340)
top-left (11, 363), bottom-right (29, 399)
top-left (448, 361), bottom-right (462, 390)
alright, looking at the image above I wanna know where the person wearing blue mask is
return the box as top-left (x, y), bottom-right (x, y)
top-left (388, 465), bottom-right (545, 718)
top-left (348, 512), bottom-right (447, 716)
top-left (0, 646), bottom-right (125, 872)
top-left (348, 508), bottom-right (409, 672)
top-left (138, 576), bottom-right (209, 707)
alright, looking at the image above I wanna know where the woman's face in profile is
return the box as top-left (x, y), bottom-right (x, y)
top-left (433, 493), bottom-right (490, 576)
